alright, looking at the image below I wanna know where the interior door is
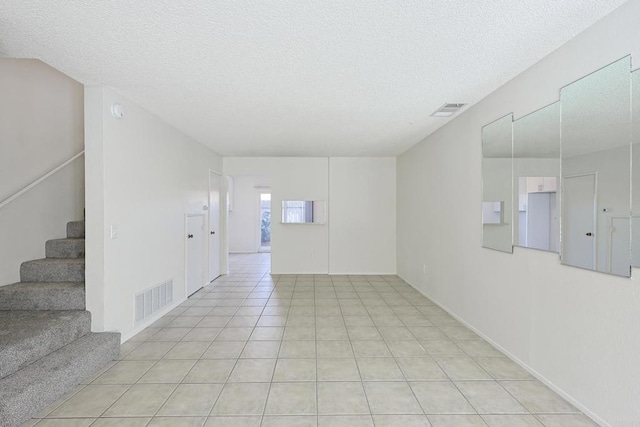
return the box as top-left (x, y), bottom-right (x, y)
top-left (549, 192), bottom-right (559, 253)
top-left (609, 217), bottom-right (630, 275)
top-left (187, 214), bottom-right (205, 296)
top-left (526, 192), bottom-right (551, 251)
top-left (209, 171), bottom-right (221, 282)
top-left (562, 174), bottom-right (596, 269)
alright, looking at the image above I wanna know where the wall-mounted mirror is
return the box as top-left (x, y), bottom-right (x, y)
top-left (482, 114), bottom-right (513, 252)
top-left (560, 56), bottom-right (631, 276)
top-left (281, 200), bottom-right (327, 224)
top-left (513, 102), bottom-right (560, 252)
top-left (633, 69), bottom-right (640, 268)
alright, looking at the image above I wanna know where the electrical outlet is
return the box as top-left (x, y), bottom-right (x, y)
top-left (110, 224), bottom-right (119, 239)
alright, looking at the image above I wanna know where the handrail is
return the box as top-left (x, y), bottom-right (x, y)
top-left (0, 150), bottom-right (85, 210)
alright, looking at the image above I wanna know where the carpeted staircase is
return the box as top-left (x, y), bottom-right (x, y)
top-left (0, 220), bottom-right (120, 427)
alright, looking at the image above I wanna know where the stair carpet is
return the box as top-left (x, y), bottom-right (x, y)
top-left (0, 220), bottom-right (120, 427)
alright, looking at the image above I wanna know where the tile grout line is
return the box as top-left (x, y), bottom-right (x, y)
top-left (42, 257), bottom-right (584, 426)
top-left (207, 269), bottom-right (271, 421)
top-left (259, 272), bottom-right (291, 426)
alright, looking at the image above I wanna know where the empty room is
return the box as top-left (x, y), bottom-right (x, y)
top-left (1, 1), bottom-right (639, 426)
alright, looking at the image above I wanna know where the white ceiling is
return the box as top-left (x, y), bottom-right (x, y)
top-left (0, 1), bottom-right (629, 156)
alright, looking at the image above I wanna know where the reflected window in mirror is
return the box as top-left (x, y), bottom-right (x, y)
top-left (281, 200), bottom-right (327, 224)
top-left (513, 102), bottom-right (560, 252)
top-left (560, 56), bottom-right (631, 277)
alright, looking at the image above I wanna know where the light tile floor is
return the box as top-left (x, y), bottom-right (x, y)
top-left (27, 253), bottom-right (598, 427)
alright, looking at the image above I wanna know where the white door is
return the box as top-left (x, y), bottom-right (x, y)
top-left (526, 192), bottom-right (551, 251)
top-left (209, 171), bottom-right (221, 282)
top-left (609, 217), bottom-right (630, 275)
top-left (562, 174), bottom-right (596, 269)
top-left (186, 215), bottom-right (205, 296)
top-left (549, 192), bottom-right (559, 253)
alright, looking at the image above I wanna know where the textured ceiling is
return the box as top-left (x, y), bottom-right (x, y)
top-left (0, 1), bottom-right (629, 156)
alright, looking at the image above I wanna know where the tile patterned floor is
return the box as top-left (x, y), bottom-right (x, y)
top-left (26, 253), bottom-right (598, 426)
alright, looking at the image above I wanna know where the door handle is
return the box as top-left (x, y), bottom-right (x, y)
top-left (210, 231), bottom-right (215, 235)
top-left (586, 232), bottom-right (593, 236)
top-left (187, 234), bottom-right (194, 239)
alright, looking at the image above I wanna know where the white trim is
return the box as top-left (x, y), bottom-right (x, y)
top-left (0, 151), bottom-right (85, 210)
top-left (397, 273), bottom-right (611, 427)
top-left (208, 169), bottom-right (223, 282)
top-left (257, 189), bottom-right (271, 253)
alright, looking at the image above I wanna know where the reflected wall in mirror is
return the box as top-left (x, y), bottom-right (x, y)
top-left (281, 200), bottom-right (327, 224)
top-left (513, 102), bottom-right (560, 252)
top-left (560, 56), bottom-right (631, 276)
top-left (633, 69), bottom-right (640, 267)
top-left (482, 114), bottom-right (513, 252)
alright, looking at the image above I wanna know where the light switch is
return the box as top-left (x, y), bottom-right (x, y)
top-left (110, 225), bottom-right (119, 239)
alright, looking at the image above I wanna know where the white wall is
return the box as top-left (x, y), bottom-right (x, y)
top-left (228, 175), bottom-right (270, 253)
top-left (329, 157), bottom-right (396, 274)
top-left (224, 158), bottom-right (330, 274)
top-left (85, 86), bottom-right (222, 340)
top-left (0, 59), bottom-right (84, 286)
top-left (224, 157), bottom-right (397, 275)
top-left (396, 1), bottom-right (640, 425)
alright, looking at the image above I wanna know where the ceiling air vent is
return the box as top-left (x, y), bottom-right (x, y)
top-left (431, 103), bottom-right (467, 118)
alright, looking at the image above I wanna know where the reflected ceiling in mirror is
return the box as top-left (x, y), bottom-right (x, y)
top-left (482, 114), bottom-right (513, 253)
top-left (513, 102), bottom-right (560, 252)
top-left (560, 56), bottom-right (631, 277)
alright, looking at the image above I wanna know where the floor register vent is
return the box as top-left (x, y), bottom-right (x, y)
top-left (135, 279), bottom-right (173, 324)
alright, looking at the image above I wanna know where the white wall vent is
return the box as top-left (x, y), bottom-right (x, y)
top-left (135, 279), bottom-right (173, 324)
top-left (431, 103), bottom-right (467, 117)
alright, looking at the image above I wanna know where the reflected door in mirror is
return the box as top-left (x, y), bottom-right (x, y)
top-left (562, 174), bottom-right (596, 270)
top-left (560, 56), bottom-right (631, 276)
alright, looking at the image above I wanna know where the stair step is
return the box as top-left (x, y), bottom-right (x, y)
top-left (0, 311), bottom-right (91, 379)
top-left (0, 331), bottom-right (120, 427)
top-left (20, 258), bottom-right (85, 282)
top-left (0, 282), bottom-right (85, 310)
top-left (45, 238), bottom-right (85, 259)
top-left (66, 220), bottom-right (85, 238)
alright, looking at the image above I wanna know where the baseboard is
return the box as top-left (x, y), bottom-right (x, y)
top-left (397, 273), bottom-right (609, 427)
top-left (269, 271), bottom-right (398, 276)
top-left (328, 272), bottom-right (398, 276)
top-left (119, 296), bottom-right (187, 343)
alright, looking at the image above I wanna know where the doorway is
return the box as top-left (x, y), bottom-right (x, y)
top-left (525, 191), bottom-right (558, 252)
top-left (259, 192), bottom-right (271, 252)
top-left (562, 173), bottom-right (596, 270)
top-left (186, 214), bottom-right (206, 296)
top-left (209, 170), bottom-right (222, 282)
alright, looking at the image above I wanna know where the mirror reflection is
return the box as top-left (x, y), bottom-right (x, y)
top-left (482, 114), bottom-right (513, 252)
top-left (281, 200), bottom-right (326, 224)
top-left (513, 102), bottom-right (560, 252)
top-left (633, 69), bottom-right (640, 267)
top-left (560, 56), bottom-right (631, 276)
